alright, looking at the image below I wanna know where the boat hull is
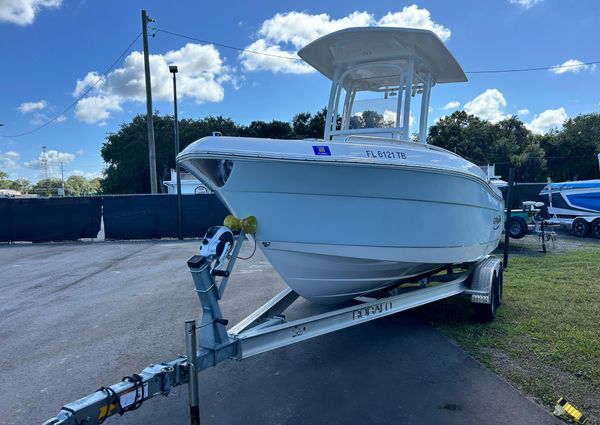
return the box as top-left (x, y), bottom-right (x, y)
top-left (541, 180), bottom-right (600, 217)
top-left (216, 159), bottom-right (503, 304)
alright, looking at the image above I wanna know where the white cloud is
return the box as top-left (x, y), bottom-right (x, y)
top-left (0, 151), bottom-right (20, 170)
top-left (549, 59), bottom-right (595, 75)
top-left (508, 0), bottom-right (542, 8)
top-left (383, 109), bottom-right (396, 124)
top-left (517, 108), bottom-right (530, 116)
top-left (377, 6), bottom-right (451, 41)
top-left (525, 107), bottom-right (567, 134)
top-left (0, 0), bottom-right (61, 25)
top-left (74, 44), bottom-right (231, 124)
top-left (24, 150), bottom-right (76, 178)
top-left (241, 6), bottom-right (450, 74)
top-left (28, 112), bottom-right (66, 125)
top-left (73, 72), bottom-right (104, 97)
top-left (75, 95), bottom-right (122, 124)
top-left (239, 40), bottom-right (313, 74)
top-left (442, 101), bottom-right (460, 110)
top-left (70, 170), bottom-right (102, 179)
top-left (464, 89), bottom-right (508, 123)
top-left (18, 100), bottom-right (47, 113)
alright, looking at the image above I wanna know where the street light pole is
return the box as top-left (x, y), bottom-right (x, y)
top-left (170, 65), bottom-right (183, 240)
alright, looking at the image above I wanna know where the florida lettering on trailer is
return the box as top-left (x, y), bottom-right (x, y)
top-left (365, 149), bottom-right (407, 160)
top-left (352, 301), bottom-right (393, 320)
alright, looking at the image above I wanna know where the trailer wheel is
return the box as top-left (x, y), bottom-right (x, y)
top-left (474, 275), bottom-right (497, 323)
top-left (591, 218), bottom-right (600, 239)
top-left (508, 216), bottom-right (528, 239)
top-left (572, 218), bottom-right (590, 237)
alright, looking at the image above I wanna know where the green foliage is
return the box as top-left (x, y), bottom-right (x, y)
top-left (64, 175), bottom-right (103, 196)
top-left (349, 110), bottom-right (394, 129)
top-left (99, 108), bottom-right (599, 193)
top-left (541, 113), bottom-right (600, 181)
top-left (31, 178), bottom-right (63, 197)
top-left (101, 111), bottom-right (327, 193)
top-left (415, 249), bottom-right (600, 419)
top-left (292, 108), bottom-right (327, 139)
top-left (240, 120), bottom-right (293, 139)
top-left (0, 172), bottom-right (31, 193)
top-left (428, 111), bottom-right (550, 181)
top-left (101, 114), bottom-right (243, 194)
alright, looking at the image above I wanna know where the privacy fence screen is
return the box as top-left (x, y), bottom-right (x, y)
top-left (0, 194), bottom-right (229, 243)
top-left (0, 197), bottom-right (102, 243)
top-left (1, 185), bottom-right (545, 243)
top-left (499, 183), bottom-right (547, 210)
top-left (102, 195), bottom-right (229, 240)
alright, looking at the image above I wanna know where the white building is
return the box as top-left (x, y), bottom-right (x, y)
top-left (163, 169), bottom-right (210, 194)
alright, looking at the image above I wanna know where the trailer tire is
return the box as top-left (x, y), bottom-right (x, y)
top-left (572, 218), bottom-right (590, 237)
top-left (474, 277), bottom-right (497, 323)
top-left (508, 216), bottom-right (528, 239)
top-left (591, 218), bottom-right (600, 239)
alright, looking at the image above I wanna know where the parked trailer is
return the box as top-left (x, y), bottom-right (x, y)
top-left (43, 226), bottom-right (503, 425)
top-left (548, 215), bottom-right (600, 239)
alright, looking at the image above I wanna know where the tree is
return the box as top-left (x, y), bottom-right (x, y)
top-left (0, 171), bottom-right (9, 189)
top-left (427, 111), bottom-right (548, 181)
top-left (10, 178), bottom-right (31, 193)
top-left (541, 113), bottom-right (600, 181)
top-left (349, 110), bottom-right (394, 129)
top-left (240, 120), bottom-right (293, 139)
top-left (31, 178), bottom-right (63, 197)
top-left (292, 108), bottom-right (327, 139)
top-left (427, 111), bottom-right (494, 165)
top-left (64, 175), bottom-right (102, 196)
top-left (0, 171), bottom-right (31, 193)
top-left (101, 114), bottom-right (241, 194)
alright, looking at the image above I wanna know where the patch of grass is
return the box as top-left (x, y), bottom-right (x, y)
top-left (414, 249), bottom-right (600, 422)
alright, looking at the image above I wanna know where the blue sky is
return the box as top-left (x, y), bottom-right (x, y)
top-left (1, 0), bottom-right (599, 181)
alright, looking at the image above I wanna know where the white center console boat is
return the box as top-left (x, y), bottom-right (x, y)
top-left (178, 27), bottom-right (505, 304)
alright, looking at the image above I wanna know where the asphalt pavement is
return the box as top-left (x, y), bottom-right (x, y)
top-left (0, 240), bottom-right (562, 425)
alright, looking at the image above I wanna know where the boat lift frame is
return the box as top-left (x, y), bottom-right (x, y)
top-left (43, 234), bottom-right (503, 425)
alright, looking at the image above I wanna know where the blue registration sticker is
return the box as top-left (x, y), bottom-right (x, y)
top-left (312, 145), bottom-right (331, 156)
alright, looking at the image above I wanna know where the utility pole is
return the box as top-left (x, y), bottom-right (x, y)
top-left (60, 162), bottom-right (65, 194)
top-left (141, 9), bottom-right (158, 194)
top-left (41, 146), bottom-right (48, 179)
top-left (170, 65), bottom-right (183, 240)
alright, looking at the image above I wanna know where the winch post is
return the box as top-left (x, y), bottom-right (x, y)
top-left (188, 255), bottom-right (229, 349)
top-left (185, 320), bottom-right (200, 425)
top-left (217, 231), bottom-right (246, 299)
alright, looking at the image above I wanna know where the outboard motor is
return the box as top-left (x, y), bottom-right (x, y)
top-left (535, 202), bottom-right (550, 221)
top-left (200, 226), bottom-right (234, 265)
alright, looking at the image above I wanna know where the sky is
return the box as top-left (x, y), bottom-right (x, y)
top-left (0, 0), bottom-right (599, 182)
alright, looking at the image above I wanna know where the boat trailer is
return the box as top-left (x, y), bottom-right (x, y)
top-left (43, 220), bottom-right (503, 425)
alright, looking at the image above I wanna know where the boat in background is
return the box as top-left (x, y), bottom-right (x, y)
top-left (178, 27), bottom-right (504, 304)
top-left (539, 155), bottom-right (600, 218)
top-left (540, 180), bottom-right (600, 217)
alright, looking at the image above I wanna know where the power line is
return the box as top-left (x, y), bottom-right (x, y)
top-left (152, 27), bottom-right (300, 61)
top-left (3, 26), bottom-right (597, 140)
top-left (153, 26), bottom-right (600, 75)
top-left (2, 32), bottom-right (142, 139)
top-left (465, 60), bottom-right (600, 74)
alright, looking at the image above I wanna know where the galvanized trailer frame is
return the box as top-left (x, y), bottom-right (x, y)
top-left (43, 234), bottom-right (502, 425)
